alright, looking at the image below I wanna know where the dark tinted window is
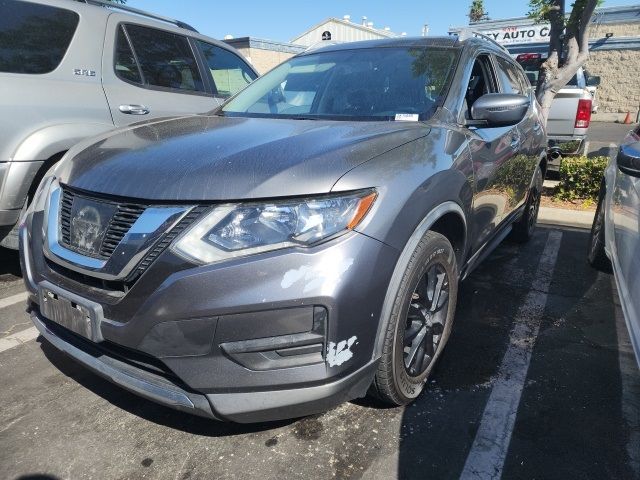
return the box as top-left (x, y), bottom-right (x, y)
top-left (495, 56), bottom-right (527, 94)
top-left (196, 41), bottom-right (256, 97)
top-left (114, 26), bottom-right (142, 84)
top-left (0, 0), bottom-right (79, 74)
top-left (124, 24), bottom-right (204, 93)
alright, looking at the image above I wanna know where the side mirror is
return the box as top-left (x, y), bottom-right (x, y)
top-left (618, 143), bottom-right (640, 178)
top-left (470, 93), bottom-right (530, 127)
top-left (587, 76), bottom-right (601, 87)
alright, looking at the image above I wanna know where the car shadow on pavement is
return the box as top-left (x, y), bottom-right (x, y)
top-left (37, 338), bottom-right (295, 437)
top-left (15, 475), bottom-right (61, 480)
top-left (588, 146), bottom-right (616, 158)
top-left (395, 226), bottom-right (638, 480)
top-left (0, 246), bottom-right (22, 278)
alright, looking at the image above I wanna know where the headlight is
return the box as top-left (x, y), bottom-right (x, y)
top-left (172, 190), bottom-right (377, 264)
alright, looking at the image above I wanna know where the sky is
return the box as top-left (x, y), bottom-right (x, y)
top-left (127, 0), bottom-right (640, 42)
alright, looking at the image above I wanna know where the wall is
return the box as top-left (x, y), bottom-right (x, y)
top-left (587, 22), bottom-right (640, 121)
top-left (292, 19), bottom-right (394, 47)
top-left (586, 48), bottom-right (640, 121)
top-left (246, 49), bottom-right (297, 74)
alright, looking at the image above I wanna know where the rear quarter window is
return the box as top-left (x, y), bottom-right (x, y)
top-left (196, 41), bottom-right (256, 98)
top-left (0, 0), bottom-right (79, 74)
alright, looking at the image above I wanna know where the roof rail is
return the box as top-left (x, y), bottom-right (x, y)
top-left (456, 28), bottom-right (510, 54)
top-left (74, 0), bottom-right (199, 33)
top-left (304, 40), bottom-right (345, 52)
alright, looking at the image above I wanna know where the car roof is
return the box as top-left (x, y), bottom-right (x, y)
top-left (34, 0), bottom-right (246, 58)
top-left (298, 35), bottom-right (506, 56)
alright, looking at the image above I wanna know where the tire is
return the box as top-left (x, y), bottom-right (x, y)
top-left (371, 231), bottom-right (458, 406)
top-left (511, 165), bottom-right (543, 243)
top-left (587, 186), bottom-right (612, 272)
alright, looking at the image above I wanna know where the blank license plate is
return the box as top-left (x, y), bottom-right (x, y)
top-left (40, 287), bottom-right (95, 340)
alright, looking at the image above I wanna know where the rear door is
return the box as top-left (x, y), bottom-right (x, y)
top-left (102, 16), bottom-right (220, 126)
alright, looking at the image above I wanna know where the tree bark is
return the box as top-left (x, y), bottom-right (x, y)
top-left (535, 0), bottom-right (598, 126)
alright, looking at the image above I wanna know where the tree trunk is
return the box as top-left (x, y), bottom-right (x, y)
top-left (534, 0), bottom-right (599, 127)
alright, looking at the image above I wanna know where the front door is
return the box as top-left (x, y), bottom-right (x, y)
top-left (465, 54), bottom-right (521, 254)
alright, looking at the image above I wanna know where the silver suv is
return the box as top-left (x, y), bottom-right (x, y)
top-left (0, 0), bottom-right (257, 248)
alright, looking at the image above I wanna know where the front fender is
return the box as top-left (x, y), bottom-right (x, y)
top-left (11, 123), bottom-right (115, 162)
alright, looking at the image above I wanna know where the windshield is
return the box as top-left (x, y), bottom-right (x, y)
top-left (221, 47), bottom-right (458, 121)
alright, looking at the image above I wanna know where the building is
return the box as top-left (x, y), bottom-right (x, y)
top-left (291, 15), bottom-right (402, 47)
top-left (449, 5), bottom-right (640, 121)
top-left (225, 15), bottom-right (405, 74)
top-left (223, 37), bottom-right (305, 74)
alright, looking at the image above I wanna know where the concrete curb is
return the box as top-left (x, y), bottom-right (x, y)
top-left (538, 206), bottom-right (595, 229)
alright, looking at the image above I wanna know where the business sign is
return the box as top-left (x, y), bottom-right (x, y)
top-left (475, 24), bottom-right (551, 45)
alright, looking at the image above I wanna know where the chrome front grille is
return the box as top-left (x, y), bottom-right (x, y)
top-left (59, 188), bottom-right (74, 247)
top-left (45, 182), bottom-right (199, 287)
top-left (58, 188), bottom-right (145, 260)
top-left (100, 203), bottom-right (146, 258)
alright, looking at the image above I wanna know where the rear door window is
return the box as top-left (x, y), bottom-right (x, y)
top-left (123, 24), bottom-right (204, 93)
top-left (0, 0), bottom-right (79, 74)
top-left (195, 41), bottom-right (256, 98)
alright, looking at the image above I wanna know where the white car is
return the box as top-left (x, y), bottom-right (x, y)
top-left (588, 124), bottom-right (640, 366)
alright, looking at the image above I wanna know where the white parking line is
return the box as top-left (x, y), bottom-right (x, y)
top-left (460, 230), bottom-right (563, 480)
top-left (0, 291), bottom-right (28, 310)
top-left (0, 326), bottom-right (39, 354)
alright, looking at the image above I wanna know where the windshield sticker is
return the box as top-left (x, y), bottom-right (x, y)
top-left (395, 113), bottom-right (419, 122)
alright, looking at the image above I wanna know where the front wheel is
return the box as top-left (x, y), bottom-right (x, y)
top-left (370, 231), bottom-right (458, 406)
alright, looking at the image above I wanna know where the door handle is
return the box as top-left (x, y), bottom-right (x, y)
top-left (510, 135), bottom-right (521, 150)
top-left (119, 104), bottom-right (150, 115)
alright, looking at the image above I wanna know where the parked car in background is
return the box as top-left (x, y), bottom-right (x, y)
top-left (0, 0), bottom-right (257, 249)
top-left (588, 124), bottom-right (640, 367)
top-left (20, 35), bottom-right (547, 422)
top-left (515, 53), bottom-right (600, 174)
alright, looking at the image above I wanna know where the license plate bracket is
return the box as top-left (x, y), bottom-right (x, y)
top-left (38, 281), bottom-right (104, 342)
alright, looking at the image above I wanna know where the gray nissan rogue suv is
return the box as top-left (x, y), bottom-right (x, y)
top-left (20, 36), bottom-right (547, 423)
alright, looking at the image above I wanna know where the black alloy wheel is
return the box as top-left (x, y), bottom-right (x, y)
top-left (403, 263), bottom-right (449, 377)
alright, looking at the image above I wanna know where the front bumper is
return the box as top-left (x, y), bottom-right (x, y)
top-left (31, 310), bottom-right (378, 422)
top-left (21, 211), bottom-right (397, 422)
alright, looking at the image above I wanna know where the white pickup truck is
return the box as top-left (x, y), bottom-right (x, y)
top-left (515, 53), bottom-right (601, 173)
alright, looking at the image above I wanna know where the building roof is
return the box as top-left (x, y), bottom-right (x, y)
top-left (291, 17), bottom-right (398, 44)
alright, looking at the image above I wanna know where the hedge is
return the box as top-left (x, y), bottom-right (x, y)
top-left (554, 156), bottom-right (608, 201)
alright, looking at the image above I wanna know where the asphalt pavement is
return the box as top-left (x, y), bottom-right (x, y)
top-left (587, 121), bottom-right (636, 158)
top-left (1, 225), bottom-right (638, 480)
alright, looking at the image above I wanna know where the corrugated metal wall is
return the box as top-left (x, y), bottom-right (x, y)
top-left (293, 20), bottom-right (393, 47)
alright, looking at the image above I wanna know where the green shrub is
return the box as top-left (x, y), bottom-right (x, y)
top-left (554, 156), bottom-right (608, 201)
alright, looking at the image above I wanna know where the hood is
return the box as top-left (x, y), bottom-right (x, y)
top-left (56, 115), bottom-right (429, 201)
